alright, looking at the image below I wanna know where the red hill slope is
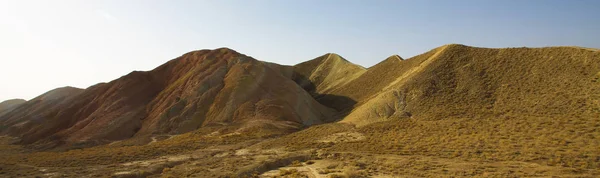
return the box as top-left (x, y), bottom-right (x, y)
top-left (0, 48), bottom-right (335, 148)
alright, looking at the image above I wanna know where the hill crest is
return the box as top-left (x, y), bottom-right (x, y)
top-left (3, 44), bottom-right (599, 149)
top-left (0, 99), bottom-right (27, 118)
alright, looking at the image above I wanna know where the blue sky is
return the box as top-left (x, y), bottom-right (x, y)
top-left (1, 0), bottom-right (599, 101)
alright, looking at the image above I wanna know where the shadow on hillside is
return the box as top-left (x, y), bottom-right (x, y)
top-left (292, 72), bottom-right (357, 122)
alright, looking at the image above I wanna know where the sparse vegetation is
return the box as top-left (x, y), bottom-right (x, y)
top-left (2, 126), bottom-right (267, 167)
top-left (277, 168), bottom-right (306, 177)
top-left (1, 45), bottom-right (599, 177)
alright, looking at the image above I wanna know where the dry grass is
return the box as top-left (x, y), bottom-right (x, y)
top-left (1, 125), bottom-right (274, 167)
top-left (399, 45), bottom-right (600, 120)
top-left (336, 45), bottom-right (600, 126)
top-left (1, 44), bottom-right (599, 177)
top-left (259, 115), bottom-right (600, 172)
top-left (277, 45), bottom-right (600, 174)
top-left (255, 123), bottom-right (354, 151)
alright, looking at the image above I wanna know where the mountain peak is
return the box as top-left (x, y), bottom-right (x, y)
top-left (368, 54), bottom-right (405, 69)
top-left (214, 47), bottom-right (241, 54)
top-left (386, 54), bottom-right (404, 61)
top-left (324, 53), bottom-right (354, 64)
top-left (324, 52), bottom-right (341, 57)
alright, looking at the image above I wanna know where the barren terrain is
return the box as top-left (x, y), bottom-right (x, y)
top-left (1, 45), bottom-right (599, 177)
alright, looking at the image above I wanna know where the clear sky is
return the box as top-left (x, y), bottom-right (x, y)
top-left (1, 0), bottom-right (599, 101)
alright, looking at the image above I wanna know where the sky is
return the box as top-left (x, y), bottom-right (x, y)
top-left (1, 0), bottom-right (599, 101)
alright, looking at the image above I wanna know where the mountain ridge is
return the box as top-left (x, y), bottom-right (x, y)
top-left (2, 44), bottom-right (600, 177)
top-left (0, 47), bottom-right (336, 148)
top-left (1, 44), bottom-right (598, 150)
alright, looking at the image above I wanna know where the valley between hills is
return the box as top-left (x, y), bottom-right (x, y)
top-left (1, 44), bottom-right (599, 177)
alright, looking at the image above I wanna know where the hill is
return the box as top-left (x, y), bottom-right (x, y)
top-left (1, 45), bottom-right (599, 177)
top-left (291, 53), bottom-right (366, 114)
top-left (0, 86), bottom-right (83, 125)
top-left (0, 99), bottom-right (26, 118)
top-left (0, 48), bottom-right (335, 149)
top-left (293, 53), bottom-right (366, 95)
top-left (257, 44), bottom-right (600, 176)
top-left (339, 44), bottom-right (600, 125)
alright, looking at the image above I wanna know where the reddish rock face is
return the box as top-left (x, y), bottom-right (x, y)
top-left (0, 48), bottom-right (335, 148)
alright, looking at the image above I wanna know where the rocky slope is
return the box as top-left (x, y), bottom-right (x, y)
top-left (337, 44), bottom-right (600, 125)
top-left (257, 44), bottom-right (600, 173)
top-left (0, 48), bottom-right (335, 148)
top-left (2, 44), bottom-right (600, 177)
top-left (2, 44), bottom-right (598, 150)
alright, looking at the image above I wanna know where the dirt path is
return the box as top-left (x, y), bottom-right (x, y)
top-left (260, 160), bottom-right (337, 178)
top-left (149, 135), bottom-right (174, 144)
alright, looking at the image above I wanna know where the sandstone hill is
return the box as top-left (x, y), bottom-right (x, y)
top-left (0, 48), bottom-right (336, 149)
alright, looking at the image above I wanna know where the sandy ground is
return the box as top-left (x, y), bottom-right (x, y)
top-left (2, 131), bottom-right (599, 178)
